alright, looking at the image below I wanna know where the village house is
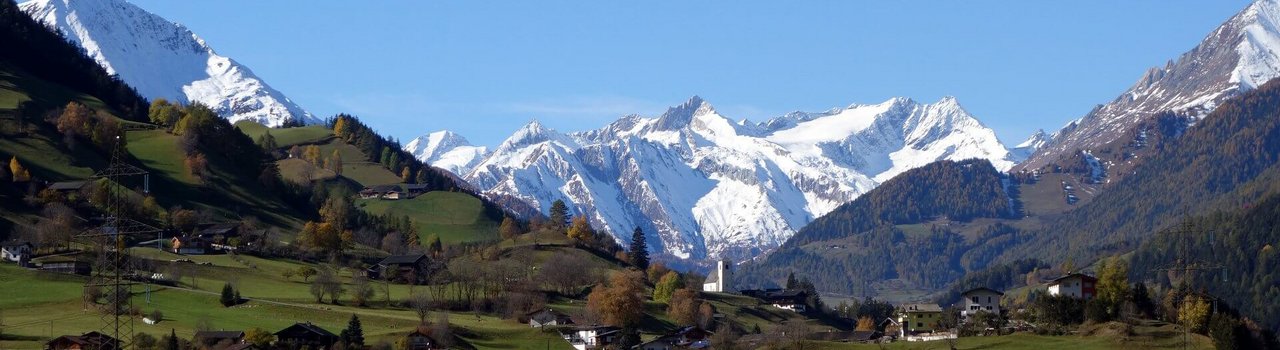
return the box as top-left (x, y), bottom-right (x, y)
top-left (1047, 273), bottom-right (1097, 300)
top-left (46, 331), bottom-right (118, 350)
top-left (171, 235), bottom-right (210, 255)
top-left (2, 241), bottom-right (33, 265)
top-left (274, 322), bottom-right (338, 349)
top-left (369, 253), bottom-right (430, 283)
top-left (701, 259), bottom-right (733, 293)
top-left (561, 325), bottom-right (621, 350)
top-left (959, 287), bottom-right (1004, 320)
top-left (46, 180), bottom-right (87, 193)
top-left (402, 183), bottom-right (430, 198)
top-left (403, 329), bottom-right (444, 350)
top-left (359, 184), bottom-right (401, 200)
top-left (742, 289), bottom-right (809, 313)
top-left (635, 326), bottom-right (711, 350)
top-left (38, 257), bottom-right (90, 275)
top-left (527, 309), bottom-right (574, 328)
top-left (897, 303), bottom-right (943, 338)
top-left (194, 330), bottom-right (246, 348)
top-left (849, 330), bottom-right (883, 343)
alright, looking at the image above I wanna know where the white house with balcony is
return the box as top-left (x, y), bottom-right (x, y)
top-left (959, 287), bottom-right (1003, 320)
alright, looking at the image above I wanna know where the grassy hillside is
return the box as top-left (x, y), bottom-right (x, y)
top-left (234, 121), bottom-right (332, 148)
top-left (358, 191), bottom-right (500, 244)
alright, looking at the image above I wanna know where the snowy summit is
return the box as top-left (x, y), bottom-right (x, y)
top-left (413, 96), bottom-right (1018, 262)
top-left (19, 0), bottom-right (319, 127)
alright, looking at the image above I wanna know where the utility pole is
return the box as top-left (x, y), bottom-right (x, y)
top-left (1147, 220), bottom-right (1224, 350)
top-left (76, 136), bottom-right (161, 349)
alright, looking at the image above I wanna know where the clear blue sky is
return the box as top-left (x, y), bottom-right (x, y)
top-left (130, 0), bottom-right (1251, 147)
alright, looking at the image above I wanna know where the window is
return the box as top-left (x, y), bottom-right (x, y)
top-left (917, 322), bottom-right (923, 328)
top-left (987, 296), bottom-right (992, 303)
top-left (986, 306), bottom-right (992, 310)
top-left (971, 296), bottom-right (979, 303)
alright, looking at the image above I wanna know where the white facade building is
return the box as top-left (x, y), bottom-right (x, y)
top-left (1047, 273), bottom-right (1097, 300)
top-left (959, 287), bottom-right (1003, 319)
top-left (702, 260), bottom-right (732, 293)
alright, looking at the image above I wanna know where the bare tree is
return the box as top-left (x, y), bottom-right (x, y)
top-left (409, 291), bottom-right (432, 324)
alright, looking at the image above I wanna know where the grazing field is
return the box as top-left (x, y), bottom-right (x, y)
top-left (358, 191), bottom-right (500, 244)
top-left (234, 121), bottom-right (333, 147)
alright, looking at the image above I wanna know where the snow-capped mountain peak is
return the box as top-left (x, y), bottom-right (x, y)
top-left (1021, 0), bottom-right (1280, 170)
top-left (427, 96), bottom-right (1020, 262)
top-left (404, 131), bottom-right (489, 175)
top-left (19, 0), bottom-right (318, 127)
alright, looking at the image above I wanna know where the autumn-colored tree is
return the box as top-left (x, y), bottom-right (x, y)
top-left (304, 145), bottom-right (322, 166)
top-left (56, 102), bottom-right (93, 138)
top-left (288, 145), bottom-right (303, 159)
top-left (586, 270), bottom-right (646, 327)
top-left (1180, 295), bottom-right (1211, 334)
top-left (499, 217), bottom-right (521, 240)
top-left (401, 167), bottom-right (412, 182)
top-left (148, 98), bottom-right (182, 126)
top-left (243, 328), bottom-right (273, 348)
top-left (667, 288), bottom-right (701, 326)
top-left (567, 216), bottom-right (595, 245)
top-left (1095, 258), bottom-right (1130, 319)
top-left (328, 150), bottom-right (343, 175)
top-left (184, 152), bottom-right (209, 180)
top-left (319, 196), bottom-right (352, 228)
top-left (653, 271), bottom-right (683, 303)
top-left (170, 208), bottom-right (199, 232)
top-left (9, 156), bottom-right (31, 182)
top-left (855, 316), bottom-right (876, 331)
top-left (333, 116), bottom-right (349, 139)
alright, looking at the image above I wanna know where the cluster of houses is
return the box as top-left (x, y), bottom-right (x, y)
top-left (524, 309), bottom-right (712, 350)
top-left (46, 322), bottom-right (451, 350)
top-left (358, 184), bottom-right (431, 200)
top-left (169, 222), bottom-right (255, 255)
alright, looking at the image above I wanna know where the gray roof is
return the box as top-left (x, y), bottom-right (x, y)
top-left (901, 303), bottom-right (942, 313)
top-left (378, 254), bottom-right (427, 266)
top-left (48, 181), bottom-right (87, 191)
top-left (1049, 273), bottom-right (1097, 285)
top-left (961, 287), bottom-right (1005, 296)
top-left (194, 330), bottom-right (245, 340)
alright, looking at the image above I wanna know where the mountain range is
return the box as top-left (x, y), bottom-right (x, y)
top-left (1020, 0), bottom-right (1280, 171)
top-left (409, 96), bottom-right (1021, 261)
top-left (19, 0), bottom-right (318, 127)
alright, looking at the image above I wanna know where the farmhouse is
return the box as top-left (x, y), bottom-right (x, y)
top-left (38, 257), bottom-right (90, 275)
top-left (959, 287), bottom-right (1004, 319)
top-left (2, 241), bottom-right (33, 264)
top-left (1048, 273), bottom-right (1097, 300)
top-left (527, 308), bottom-right (574, 328)
top-left (370, 253), bottom-right (430, 283)
top-left (194, 330), bottom-right (246, 348)
top-left (403, 329), bottom-right (444, 350)
top-left (636, 326), bottom-right (711, 350)
top-left (46, 331), bottom-right (118, 350)
top-left (897, 303), bottom-right (943, 338)
top-left (47, 180), bottom-right (87, 193)
top-left (849, 330), bottom-right (883, 343)
top-left (360, 184), bottom-right (401, 200)
top-left (274, 322), bottom-right (338, 349)
top-left (171, 235), bottom-right (210, 255)
top-left (561, 325), bottom-right (621, 350)
top-left (742, 289), bottom-right (809, 313)
top-left (402, 183), bottom-right (430, 198)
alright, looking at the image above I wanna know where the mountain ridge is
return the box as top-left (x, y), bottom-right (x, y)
top-left (412, 95), bottom-right (1019, 262)
top-left (18, 0), bottom-right (319, 127)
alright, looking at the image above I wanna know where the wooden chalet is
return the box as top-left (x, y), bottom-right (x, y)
top-left (274, 322), bottom-right (338, 349)
top-left (45, 331), bottom-right (118, 350)
top-left (194, 330), bottom-right (246, 348)
top-left (527, 309), bottom-right (574, 328)
top-left (370, 253), bottom-right (429, 283)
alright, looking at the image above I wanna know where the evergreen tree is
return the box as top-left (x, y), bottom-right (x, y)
top-left (166, 329), bottom-right (178, 350)
top-left (629, 226), bottom-right (649, 270)
top-left (220, 283), bottom-right (236, 307)
top-left (785, 272), bottom-right (798, 290)
top-left (340, 314), bottom-right (364, 347)
top-left (548, 200), bottom-right (569, 231)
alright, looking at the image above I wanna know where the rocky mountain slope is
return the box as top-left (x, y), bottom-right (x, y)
top-left (1021, 0), bottom-right (1280, 171)
top-left (19, 0), bottom-right (317, 126)
top-left (416, 96), bottom-right (1018, 262)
